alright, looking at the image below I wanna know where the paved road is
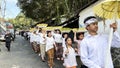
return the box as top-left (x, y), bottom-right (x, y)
top-left (0, 35), bottom-right (47, 68)
top-left (0, 35), bottom-right (81, 68)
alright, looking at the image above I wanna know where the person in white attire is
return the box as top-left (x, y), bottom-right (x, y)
top-left (46, 31), bottom-right (56, 68)
top-left (63, 37), bottom-right (77, 68)
top-left (39, 29), bottom-right (46, 62)
top-left (35, 30), bottom-right (41, 53)
top-left (29, 31), bottom-right (36, 52)
top-left (32, 31), bottom-right (39, 53)
top-left (62, 33), bottom-right (68, 49)
top-left (74, 32), bottom-right (84, 56)
top-left (53, 29), bottom-right (63, 60)
top-left (37, 29), bottom-right (42, 56)
top-left (29, 31), bottom-right (34, 44)
top-left (80, 16), bottom-right (120, 68)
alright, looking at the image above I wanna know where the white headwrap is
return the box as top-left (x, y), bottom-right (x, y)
top-left (84, 18), bottom-right (98, 27)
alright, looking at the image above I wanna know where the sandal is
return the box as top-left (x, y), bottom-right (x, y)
top-left (57, 58), bottom-right (60, 60)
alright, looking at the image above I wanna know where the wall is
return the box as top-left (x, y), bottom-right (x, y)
top-left (78, 0), bottom-right (120, 34)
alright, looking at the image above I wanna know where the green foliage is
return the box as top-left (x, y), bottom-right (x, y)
top-left (9, 13), bottom-right (36, 30)
top-left (17, 0), bottom-right (92, 23)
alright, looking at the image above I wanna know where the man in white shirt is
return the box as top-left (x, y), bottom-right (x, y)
top-left (39, 29), bottom-right (46, 62)
top-left (80, 16), bottom-right (120, 68)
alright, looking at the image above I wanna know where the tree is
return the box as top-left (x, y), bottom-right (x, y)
top-left (17, 0), bottom-right (95, 24)
top-left (9, 13), bottom-right (36, 30)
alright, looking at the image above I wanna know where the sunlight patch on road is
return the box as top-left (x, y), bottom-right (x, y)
top-left (11, 65), bottom-right (20, 68)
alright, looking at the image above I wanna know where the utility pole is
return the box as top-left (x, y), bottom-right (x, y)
top-left (3, 0), bottom-right (6, 19)
top-left (0, 0), bottom-right (2, 18)
top-left (0, 0), bottom-right (6, 18)
top-left (0, 0), bottom-right (2, 52)
top-left (0, 0), bottom-right (2, 24)
top-left (0, 0), bottom-right (7, 31)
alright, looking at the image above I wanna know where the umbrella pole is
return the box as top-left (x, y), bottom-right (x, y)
top-left (105, 28), bottom-right (113, 68)
top-left (105, 1), bottom-right (118, 68)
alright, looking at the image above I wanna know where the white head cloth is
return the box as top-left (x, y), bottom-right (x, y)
top-left (84, 18), bottom-right (98, 27)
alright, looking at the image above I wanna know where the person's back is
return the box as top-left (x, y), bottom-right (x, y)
top-left (4, 31), bottom-right (12, 51)
top-left (5, 33), bottom-right (12, 43)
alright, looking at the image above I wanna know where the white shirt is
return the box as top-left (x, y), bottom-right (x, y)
top-left (46, 36), bottom-right (55, 52)
top-left (63, 47), bottom-right (77, 67)
top-left (80, 31), bottom-right (120, 68)
top-left (35, 34), bottom-right (41, 44)
top-left (53, 34), bottom-right (62, 43)
top-left (32, 34), bottom-right (39, 42)
top-left (39, 33), bottom-right (46, 44)
top-left (29, 33), bottom-right (34, 42)
top-left (62, 38), bottom-right (66, 48)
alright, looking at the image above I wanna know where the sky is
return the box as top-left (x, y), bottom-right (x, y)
top-left (1, 0), bottom-right (21, 19)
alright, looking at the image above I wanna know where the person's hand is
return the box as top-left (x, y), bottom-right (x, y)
top-left (74, 48), bottom-right (78, 53)
top-left (74, 31), bottom-right (77, 33)
top-left (110, 23), bottom-right (117, 32)
top-left (74, 48), bottom-right (78, 51)
top-left (55, 47), bottom-right (57, 50)
top-left (65, 49), bottom-right (69, 54)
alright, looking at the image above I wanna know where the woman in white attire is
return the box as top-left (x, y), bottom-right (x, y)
top-left (32, 31), bottom-right (39, 53)
top-left (63, 37), bottom-right (77, 68)
top-left (46, 31), bottom-right (56, 68)
top-left (62, 33), bottom-right (68, 49)
top-left (53, 29), bottom-right (63, 60)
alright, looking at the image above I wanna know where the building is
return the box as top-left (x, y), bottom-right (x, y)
top-left (0, 18), bottom-right (15, 41)
top-left (78, 0), bottom-right (120, 34)
top-left (0, 18), bottom-right (6, 40)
